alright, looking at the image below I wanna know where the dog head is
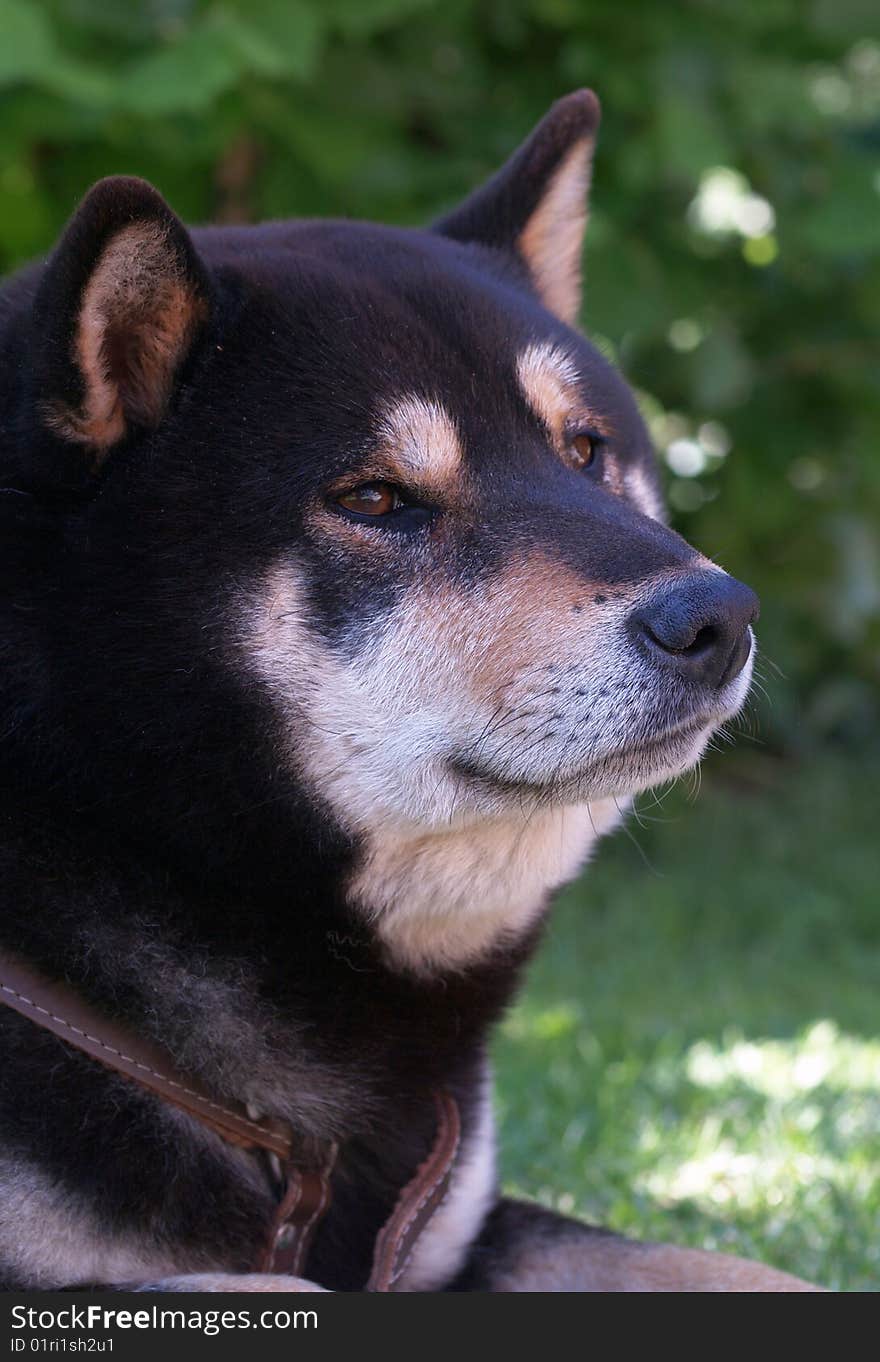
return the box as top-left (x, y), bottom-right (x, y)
top-left (13, 92), bottom-right (757, 971)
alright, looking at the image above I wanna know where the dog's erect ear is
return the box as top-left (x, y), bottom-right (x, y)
top-left (434, 90), bottom-right (600, 325)
top-left (33, 176), bottom-right (210, 461)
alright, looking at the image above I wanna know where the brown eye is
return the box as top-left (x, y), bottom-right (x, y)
top-left (337, 482), bottom-right (401, 517)
top-left (568, 433), bottom-right (596, 470)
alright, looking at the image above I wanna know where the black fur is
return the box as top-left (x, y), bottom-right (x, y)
top-left (0, 93), bottom-right (763, 1292)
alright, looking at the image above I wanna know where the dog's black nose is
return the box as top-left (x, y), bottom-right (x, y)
top-left (628, 570), bottom-right (759, 689)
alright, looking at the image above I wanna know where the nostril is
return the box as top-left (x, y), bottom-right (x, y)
top-left (641, 619), bottom-right (719, 658)
top-left (680, 623), bottom-right (720, 657)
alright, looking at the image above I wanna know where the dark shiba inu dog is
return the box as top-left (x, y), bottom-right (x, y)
top-left (0, 91), bottom-right (818, 1292)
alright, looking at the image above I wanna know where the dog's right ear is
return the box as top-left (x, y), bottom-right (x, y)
top-left (32, 176), bottom-right (210, 465)
top-left (434, 90), bottom-right (600, 326)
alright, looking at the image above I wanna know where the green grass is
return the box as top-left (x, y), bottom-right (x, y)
top-left (493, 748), bottom-right (879, 1291)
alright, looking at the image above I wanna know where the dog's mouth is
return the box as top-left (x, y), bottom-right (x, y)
top-left (450, 714), bottom-right (716, 800)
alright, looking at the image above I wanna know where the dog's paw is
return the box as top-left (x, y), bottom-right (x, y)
top-left (134, 1273), bottom-right (329, 1292)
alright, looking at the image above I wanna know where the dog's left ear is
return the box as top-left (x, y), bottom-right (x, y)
top-left (434, 89), bottom-right (600, 325)
top-left (32, 176), bottom-right (210, 463)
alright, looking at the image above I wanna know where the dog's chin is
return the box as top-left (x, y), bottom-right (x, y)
top-left (582, 719), bottom-right (717, 801)
top-left (452, 717), bottom-right (719, 810)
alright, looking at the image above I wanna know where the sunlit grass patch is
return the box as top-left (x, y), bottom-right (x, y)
top-left (685, 1021), bottom-right (880, 1098)
top-left (638, 1023), bottom-right (880, 1212)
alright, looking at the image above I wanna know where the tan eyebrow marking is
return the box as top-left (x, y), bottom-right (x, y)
top-left (377, 395), bottom-right (462, 488)
top-left (517, 340), bottom-right (627, 491)
top-left (516, 341), bottom-right (582, 445)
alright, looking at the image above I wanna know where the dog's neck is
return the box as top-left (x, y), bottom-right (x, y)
top-left (0, 792), bottom-right (541, 1138)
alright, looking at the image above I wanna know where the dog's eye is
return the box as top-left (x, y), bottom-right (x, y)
top-left (567, 432), bottom-right (597, 470)
top-left (337, 482), bottom-right (402, 517)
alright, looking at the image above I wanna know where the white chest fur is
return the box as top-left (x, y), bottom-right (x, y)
top-left (348, 798), bottom-right (622, 975)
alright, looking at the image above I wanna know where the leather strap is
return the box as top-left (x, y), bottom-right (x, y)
top-left (0, 952), bottom-right (294, 1158)
top-left (366, 1089), bottom-right (461, 1292)
top-left (259, 1144), bottom-right (340, 1276)
top-left (0, 950), bottom-right (461, 1290)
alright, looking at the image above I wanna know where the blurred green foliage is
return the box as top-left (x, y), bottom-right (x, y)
top-left (1, 0), bottom-right (878, 745)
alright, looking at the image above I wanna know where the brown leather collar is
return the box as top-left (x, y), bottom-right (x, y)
top-left (0, 951), bottom-right (460, 1290)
